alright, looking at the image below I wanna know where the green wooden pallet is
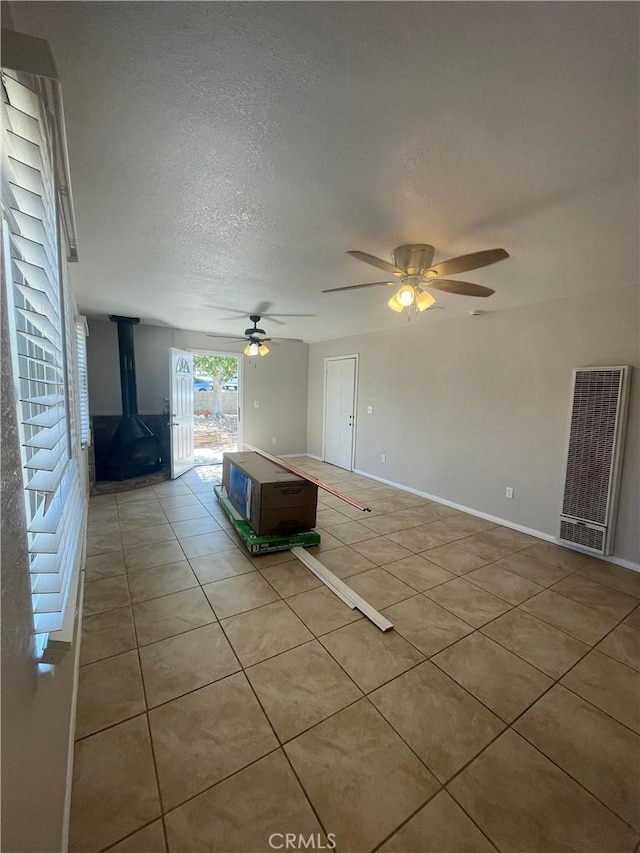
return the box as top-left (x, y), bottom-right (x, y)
top-left (214, 485), bottom-right (321, 554)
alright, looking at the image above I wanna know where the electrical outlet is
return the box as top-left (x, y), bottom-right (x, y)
top-left (272, 437), bottom-right (277, 445)
top-left (254, 400), bottom-right (259, 408)
top-left (367, 405), bottom-right (373, 414)
top-left (505, 487), bottom-right (514, 498)
top-left (381, 454), bottom-right (386, 463)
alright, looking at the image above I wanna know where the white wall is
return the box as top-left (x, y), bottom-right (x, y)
top-left (87, 320), bottom-right (309, 456)
top-left (307, 287), bottom-right (639, 565)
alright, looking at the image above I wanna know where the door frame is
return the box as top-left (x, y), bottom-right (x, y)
top-left (191, 348), bottom-right (243, 456)
top-left (322, 353), bottom-right (359, 471)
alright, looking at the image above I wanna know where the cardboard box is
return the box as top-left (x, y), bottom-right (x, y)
top-left (222, 452), bottom-right (317, 536)
top-left (214, 486), bottom-right (321, 554)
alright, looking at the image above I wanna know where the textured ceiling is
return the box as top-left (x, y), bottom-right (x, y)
top-left (9, 1), bottom-right (640, 344)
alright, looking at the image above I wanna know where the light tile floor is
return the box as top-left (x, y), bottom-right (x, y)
top-left (73, 459), bottom-right (640, 853)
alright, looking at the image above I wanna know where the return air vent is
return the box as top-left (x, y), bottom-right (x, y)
top-left (559, 366), bottom-right (630, 555)
top-left (559, 520), bottom-right (605, 553)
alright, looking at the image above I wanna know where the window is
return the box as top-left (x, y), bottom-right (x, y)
top-left (2, 66), bottom-right (85, 664)
top-left (75, 316), bottom-right (90, 446)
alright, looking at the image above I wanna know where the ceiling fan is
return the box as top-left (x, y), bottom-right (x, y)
top-left (207, 315), bottom-right (303, 357)
top-left (323, 244), bottom-right (509, 313)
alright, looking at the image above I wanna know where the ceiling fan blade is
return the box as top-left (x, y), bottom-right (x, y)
top-left (206, 333), bottom-right (246, 340)
top-left (426, 248), bottom-right (509, 279)
top-left (427, 279), bottom-right (495, 297)
top-left (348, 250), bottom-right (404, 277)
top-left (260, 312), bottom-right (317, 326)
top-left (322, 281), bottom-right (395, 293)
top-left (207, 306), bottom-right (315, 326)
top-left (270, 337), bottom-right (304, 343)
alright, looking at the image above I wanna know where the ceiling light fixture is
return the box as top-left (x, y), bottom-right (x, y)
top-left (415, 290), bottom-right (436, 312)
top-left (388, 282), bottom-right (436, 314)
top-left (243, 340), bottom-right (270, 357)
top-left (387, 292), bottom-right (404, 312)
top-left (396, 284), bottom-right (415, 306)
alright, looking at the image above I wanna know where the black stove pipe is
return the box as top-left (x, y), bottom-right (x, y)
top-left (104, 314), bottom-right (162, 480)
top-left (109, 314), bottom-right (139, 415)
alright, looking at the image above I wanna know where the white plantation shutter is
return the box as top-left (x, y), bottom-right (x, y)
top-left (2, 68), bottom-right (84, 662)
top-left (75, 316), bottom-right (90, 446)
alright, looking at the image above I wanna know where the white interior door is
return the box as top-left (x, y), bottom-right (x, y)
top-left (170, 348), bottom-right (194, 478)
top-left (324, 356), bottom-right (357, 470)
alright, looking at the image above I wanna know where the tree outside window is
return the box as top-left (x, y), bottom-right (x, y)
top-left (193, 354), bottom-right (238, 419)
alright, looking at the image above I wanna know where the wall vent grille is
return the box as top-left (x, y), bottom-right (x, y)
top-left (559, 366), bottom-right (630, 556)
top-left (559, 519), bottom-right (605, 553)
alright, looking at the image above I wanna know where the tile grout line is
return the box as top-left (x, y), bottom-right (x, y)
top-left (350, 578), bottom-right (640, 838)
top-left (231, 579), bottom-right (455, 850)
top-left (425, 622), bottom-right (640, 835)
top-left (81, 542), bottom-right (623, 699)
top-left (77, 580), bottom-right (639, 745)
top-left (369, 785), bottom-right (499, 853)
top-left (134, 514), bottom-right (216, 849)
top-left (109, 554), bottom-right (165, 853)
top-left (95, 817), bottom-right (165, 853)
top-left (229, 648), bottom-right (336, 844)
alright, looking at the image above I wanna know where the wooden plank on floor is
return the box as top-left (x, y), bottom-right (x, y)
top-left (291, 546), bottom-right (393, 632)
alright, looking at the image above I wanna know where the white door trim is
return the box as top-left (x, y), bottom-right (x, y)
top-left (322, 353), bottom-right (359, 471)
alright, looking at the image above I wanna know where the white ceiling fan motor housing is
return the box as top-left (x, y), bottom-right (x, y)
top-left (393, 244), bottom-right (435, 275)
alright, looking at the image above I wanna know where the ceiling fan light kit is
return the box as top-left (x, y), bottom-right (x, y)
top-left (415, 289), bottom-right (436, 312)
top-left (387, 275), bottom-right (437, 314)
top-left (244, 341), bottom-right (270, 357)
top-left (324, 243), bottom-right (509, 315)
top-left (207, 314), bottom-right (303, 356)
top-left (396, 283), bottom-right (416, 307)
top-left (387, 292), bottom-right (404, 312)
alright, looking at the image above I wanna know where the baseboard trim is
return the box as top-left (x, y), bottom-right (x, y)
top-left (353, 468), bottom-right (640, 573)
top-left (608, 556), bottom-right (640, 572)
top-left (278, 453), bottom-right (316, 460)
